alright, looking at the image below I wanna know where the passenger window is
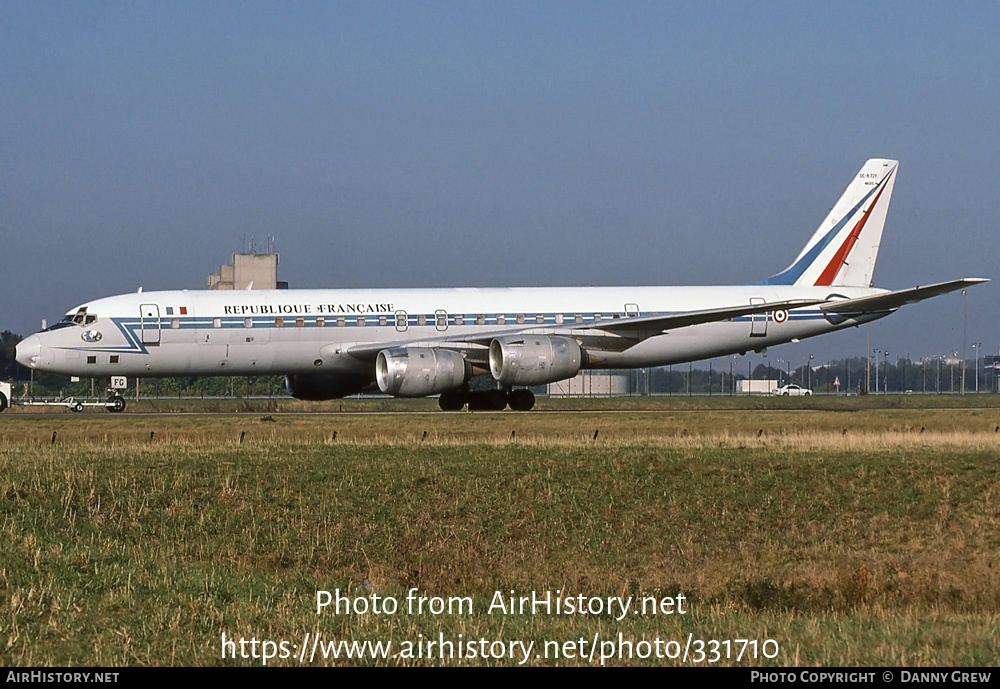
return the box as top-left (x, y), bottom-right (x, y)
top-left (213, 317), bottom-right (221, 328)
top-left (171, 318), bottom-right (180, 329)
top-left (356, 317), bottom-right (366, 327)
top-left (454, 315), bottom-right (464, 326)
top-left (275, 317), bottom-right (284, 328)
top-left (417, 315), bottom-right (426, 326)
top-left (244, 317), bottom-right (253, 328)
top-left (496, 314), bottom-right (506, 325)
top-left (574, 314), bottom-right (583, 323)
top-left (535, 314), bottom-right (545, 324)
top-left (555, 314), bottom-right (564, 325)
top-left (378, 315), bottom-right (388, 327)
top-left (316, 317), bottom-right (325, 327)
top-left (296, 317), bottom-right (305, 327)
top-left (516, 314), bottom-right (525, 325)
top-left (336, 317), bottom-right (345, 327)
top-left (476, 315), bottom-right (485, 326)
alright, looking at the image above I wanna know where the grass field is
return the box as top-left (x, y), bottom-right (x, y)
top-left (2, 403), bottom-right (998, 666)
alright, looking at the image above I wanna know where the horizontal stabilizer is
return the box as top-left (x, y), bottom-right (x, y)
top-left (821, 278), bottom-right (989, 314)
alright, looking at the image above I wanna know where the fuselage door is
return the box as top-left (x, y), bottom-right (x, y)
top-left (434, 309), bottom-right (448, 332)
top-left (140, 304), bottom-right (161, 346)
top-left (749, 297), bottom-right (767, 337)
top-left (394, 310), bottom-right (408, 333)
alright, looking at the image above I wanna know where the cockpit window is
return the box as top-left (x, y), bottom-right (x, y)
top-left (60, 307), bottom-right (92, 326)
top-left (42, 322), bottom-right (76, 333)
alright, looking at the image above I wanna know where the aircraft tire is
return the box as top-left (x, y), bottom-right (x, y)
top-left (0, 392), bottom-right (7, 413)
top-left (107, 396), bottom-right (126, 413)
top-left (71, 402), bottom-right (85, 413)
top-left (438, 390), bottom-right (466, 411)
top-left (487, 389), bottom-right (508, 411)
top-left (466, 391), bottom-right (489, 411)
top-left (507, 389), bottom-right (535, 411)
top-left (467, 390), bottom-right (509, 411)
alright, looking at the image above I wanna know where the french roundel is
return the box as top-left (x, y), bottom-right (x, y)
top-left (772, 309), bottom-right (788, 324)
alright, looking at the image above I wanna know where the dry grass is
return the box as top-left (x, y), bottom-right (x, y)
top-left (1, 408), bottom-right (998, 665)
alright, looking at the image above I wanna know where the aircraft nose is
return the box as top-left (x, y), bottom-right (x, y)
top-left (15, 335), bottom-right (41, 368)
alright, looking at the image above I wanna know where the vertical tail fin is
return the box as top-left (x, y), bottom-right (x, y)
top-left (766, 158), bottom-right (898, 287)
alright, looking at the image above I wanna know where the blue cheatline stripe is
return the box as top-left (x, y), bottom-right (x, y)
top-left (67, 310), bottom-right (831, 356)
top-left (115, 311), bottom-right (833, 333)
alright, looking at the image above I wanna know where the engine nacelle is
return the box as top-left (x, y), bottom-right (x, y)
top-left (489, 336), bottom-right (582, 387)
top-left (285, 372), bottom-right (373, 400)
top-left (376, 347), bottom-right (469, 397)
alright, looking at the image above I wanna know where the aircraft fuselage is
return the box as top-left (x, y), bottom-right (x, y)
top-left (17, 284), bottom-right (886, 379)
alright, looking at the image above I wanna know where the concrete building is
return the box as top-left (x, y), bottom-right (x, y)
top-left (208, 252), bottom-right (287, 290)
top-left (547, 370), bottom-right (630, 397)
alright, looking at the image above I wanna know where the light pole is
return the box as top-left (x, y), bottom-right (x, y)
top-left (807, 354), bottom-right (814, 390)
top-left (884, 350), bottom-right (889, 394)
top-left (873, 349), bottom-right (881, 395)
top-left (962, 289), bottom-right (968, 394)
top-left (972, 342), bottom-right (981, 393)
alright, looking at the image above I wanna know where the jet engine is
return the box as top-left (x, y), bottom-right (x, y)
top-left (489, 336), bottom-right (582, 386)
top-left (285, 372), bottom-right (373, 400)
top-left (376, 347), bottom-right (470, 397)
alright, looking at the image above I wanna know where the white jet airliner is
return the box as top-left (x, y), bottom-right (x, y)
top-left (14, 159), bottom-right (987, 411)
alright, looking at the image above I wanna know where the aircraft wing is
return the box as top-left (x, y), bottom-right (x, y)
top-left (571, 298), bottom-right (824, 335)
top-left (345, 297), bottom-right (824, 361)
top-left (820, 278), bottom-right (989, 314)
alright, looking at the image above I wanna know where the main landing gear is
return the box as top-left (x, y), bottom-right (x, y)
top-left (438, 387), bottom-right (536, 412)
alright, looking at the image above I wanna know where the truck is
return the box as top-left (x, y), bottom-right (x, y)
top-left (737, 379), bottom-right (780, 395)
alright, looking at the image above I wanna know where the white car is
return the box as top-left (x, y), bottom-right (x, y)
top-left (774, 384), bottom-right (812, 396)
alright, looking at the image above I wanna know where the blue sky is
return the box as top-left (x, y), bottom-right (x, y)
top-left (2, 1), bottom-right (997, 366)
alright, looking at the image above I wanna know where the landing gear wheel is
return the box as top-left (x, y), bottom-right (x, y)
top-left (487, 389), bottom-right (508, 411)
top-left (71, 401), bottom-right (85, 413)
top-left (507, 389), bottom-right (535, 411)
top-left (467, 390), bottom-right (509, 411)
top-left (106, 396), bottom-right (126, 413)
top-left (0, 392), bottom-right (7, 413)
top-left (438, 390), bottom-right (466, 411)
